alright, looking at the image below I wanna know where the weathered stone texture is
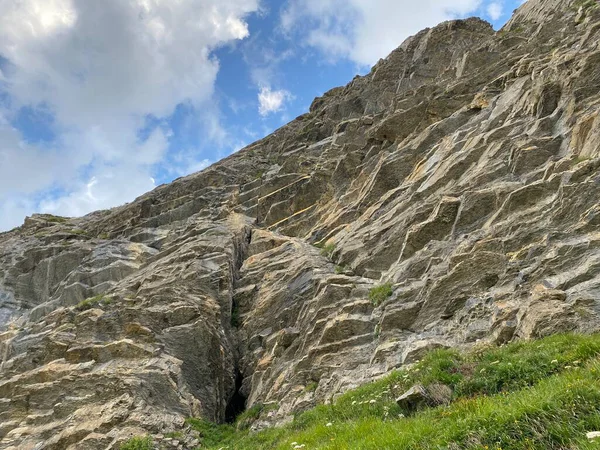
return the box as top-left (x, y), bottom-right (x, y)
top-left (2, 0), bottom-right (600, 447)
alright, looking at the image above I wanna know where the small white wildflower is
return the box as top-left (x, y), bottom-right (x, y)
top-left (369, 399), bottom-right (376, 404)
top-left (352, 400), bottom-right (357, 405)
top-left (326, 422), bottom-right (333, 427)
top-left (551, 360), bottom-right (558, 364)
top-left (291, 443), bottom-right (298, 446)
top-left (491, 360), bottom-right (500, 365)
top-left (480, 368), bottom-right (486, 373)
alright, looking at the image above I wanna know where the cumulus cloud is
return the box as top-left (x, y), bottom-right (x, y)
top-left (487, 2), bottom-right (504, 20)
top-left (0, 0), bottom-right (259, 230)
top-left (281, 0), bottom-right (484, 66)
top-left (258, 86), bottom-right (293, 116)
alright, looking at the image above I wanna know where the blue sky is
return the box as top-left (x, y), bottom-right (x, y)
top-left (0, 0), bottom-right (525, 230)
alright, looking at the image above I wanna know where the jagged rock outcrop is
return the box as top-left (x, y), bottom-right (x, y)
top-left (2, 0), bottom-right (600, 447)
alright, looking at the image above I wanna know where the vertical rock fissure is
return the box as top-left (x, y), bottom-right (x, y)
top-left (224, 369), bottom-right (247, 423)
top-left (223, 226), bottom-right (253, 423)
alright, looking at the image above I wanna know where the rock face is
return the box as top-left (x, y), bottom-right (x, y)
top-left (2, 0), bottom-right (600, 447)
top-left (396, 384), bottom-right (453, 414)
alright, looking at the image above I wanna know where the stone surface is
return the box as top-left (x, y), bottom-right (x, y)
top-left (2, 0), bottom-right (600, 447)
top-left (396, 384), bottom-right (453, 413)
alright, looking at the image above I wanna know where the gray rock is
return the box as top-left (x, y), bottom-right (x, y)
top-left (396, 383), bottom-right (453, 413)
top-left (2, 0), bottom-right (600, 446)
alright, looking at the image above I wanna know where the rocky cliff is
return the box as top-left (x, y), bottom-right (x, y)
top-left (2, 0), bottom-right (600, 448)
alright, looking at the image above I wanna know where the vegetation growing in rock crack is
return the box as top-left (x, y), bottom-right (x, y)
top-left (235, 403), bottom-right (279, 430)
top-left (68, 228), bottom-right (88, 236)
top-left (320, 242), bottom-right (336, 259)
top-left (369, 282), bottom-right (393, 306)
top-left (230, 303), bottom-right (241, 328)
top-left (305, 381), bottom-right (319, 392)
top-left (120, 436), bottom-right (153, 450)
top-left (75, 294), bottom-right (112, 311)
top-left (45, 214), bottom-right (68, 224)
top-left (572, 155), bottom-right (593, 165)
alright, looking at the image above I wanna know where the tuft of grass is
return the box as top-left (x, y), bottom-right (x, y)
top-left (120, 436), bottom-right (152, 450)
top-left (334, 265), bottom-right (346, 274)
top-left (187, 403), bottom-right (281, 445)
top-left (572, 155), bottom-right (593, 166)
top-left (231, 304), bottom-right (241, 328)
top-left (67, 228), bottom-right (88, 236)
top-left (99, 232), bottom-right (111, 240)
top-left (305, 381), bottom-right (319, 392)
top-left (186, 418), bottom-right (237, 447)
top-left (369, 282), bottom-right (393, 306)
top-left (236, 403), bottom-right (278, 430)
top-left (75, 294), bottom-right (112, 311)
top-left (164, 431), bottom-right (184, 439)
top-left (198, 332), bottom-right (600, 450)
top-left (320, 243), bottom-right (336, 259)
top-left (45, 215), bottom-right (68, 224)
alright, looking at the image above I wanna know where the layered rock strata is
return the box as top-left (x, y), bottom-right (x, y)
top-left (2, 0), bottom-right (600, 447)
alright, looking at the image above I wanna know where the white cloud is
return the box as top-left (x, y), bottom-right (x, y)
top-left (281, 0), bottom-right (484, 66)
top-left (0, 196), bottom-right (36, 232)
top-left (38, 166), bottom-right (157, 217)
top-left (487, 2), bottom-right (503, 20)
top-left (0, 0), bottom-right (260, 230)
top-left (258, 86), bottom-right (293, 116)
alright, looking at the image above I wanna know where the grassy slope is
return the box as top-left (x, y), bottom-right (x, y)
top-left (180, 333), bottom-right (600, 449)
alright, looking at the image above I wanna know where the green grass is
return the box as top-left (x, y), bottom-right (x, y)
top-left (369, 283), bottom-right (393, 306)
top-left (68, 228), bottom-right (88, 236)
top-left (75, 294), bottom-right (112, 311)
top-left (120, 436), bottom-right (153, 450)
top-left (164, 431), bottom-right (184, 439)
top-left (45, 214), bottom-right (68, 224)
top-left (235, 403), bottom-right (279, 430)
top-left (191, 333), bottom-right (600, 450)
top-left (572, 155), bottom-right (593, 166)
top-left (186, 418), bottom-right (238, 447)
top-left (305, 381), bottom-right (319, 392)
top-left (320, 243), bottom-right (336, 259)
top-left (231, 305), bottom-right (241, 328)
